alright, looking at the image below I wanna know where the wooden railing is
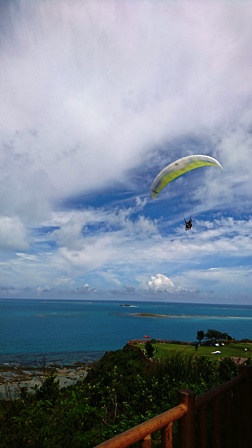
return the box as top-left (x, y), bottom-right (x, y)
top-left (95, 365), bottom-right (252, 448)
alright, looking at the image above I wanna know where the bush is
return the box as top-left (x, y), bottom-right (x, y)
top-left (0, 346), bottom-right (241, 447)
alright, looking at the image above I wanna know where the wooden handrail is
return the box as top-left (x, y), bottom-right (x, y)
top-left (94, 403), bottom-right (187, 448)
top-left (196, 367), bottom-right (247, 410)
top-left (94, 366), bottom-right (252, 448)
top-left (194, 365), bottom-right (252, 448)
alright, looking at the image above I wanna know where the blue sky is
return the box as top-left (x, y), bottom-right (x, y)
top-left (0, 0), bottom-right (252, 303)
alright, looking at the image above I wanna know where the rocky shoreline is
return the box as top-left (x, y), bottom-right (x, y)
top-left (0, 362), bottom-right (89, 398)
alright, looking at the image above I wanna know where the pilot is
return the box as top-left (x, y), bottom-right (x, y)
top-left (185, 218), bottom-right (192, 231)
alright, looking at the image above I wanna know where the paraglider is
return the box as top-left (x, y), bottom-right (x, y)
top-left (150, 154), bottom-right (223, 231)
top-left (150, 154), bottom-right (223, 200)
top-left (185, 217), bottom-right (192, 231)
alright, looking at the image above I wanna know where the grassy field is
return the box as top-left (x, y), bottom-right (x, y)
top-left (136, 341), bottom-right (252, 360)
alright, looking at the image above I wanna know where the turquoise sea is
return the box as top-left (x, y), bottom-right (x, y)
top-left (1, 299), bottom-right (252, 366)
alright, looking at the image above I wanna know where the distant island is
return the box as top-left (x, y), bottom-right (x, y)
top-left (134, 313), bottom-right (172, 318)
top-left (132, 312), bottom-right (231, 319)
top-left (133, 313), bottom-right (195, 318)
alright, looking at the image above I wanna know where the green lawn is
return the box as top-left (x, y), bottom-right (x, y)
top-left (136, 341), bottom-right (252, 360)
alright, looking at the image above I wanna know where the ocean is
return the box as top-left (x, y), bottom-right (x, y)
top-left (1, 299), bottom-right (252, 367)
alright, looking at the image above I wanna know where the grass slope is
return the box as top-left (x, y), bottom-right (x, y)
top-left (136, 341), bottom-right (252, 360)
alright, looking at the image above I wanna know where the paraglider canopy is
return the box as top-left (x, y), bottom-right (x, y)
top-left (150, 154), bottom-right (223, 199)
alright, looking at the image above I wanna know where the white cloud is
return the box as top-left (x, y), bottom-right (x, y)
top-left (72, 283), bottom-right (97, 294)
top-left (0, 217), bottom-right (28, 250)
top-left (52, 215), bottom-right (84, 250)
top-left (100, 271), bottom-right (122, 287)
top-left (148, 274), bottom-right (175, 292)
top-left (176, 266), bottom-right (252, 298)
top-left (0, 0), bottom-right (252, 222)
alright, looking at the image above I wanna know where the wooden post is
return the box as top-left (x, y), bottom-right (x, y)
top-left (140, 434), bottom-right (151, 448)
top-left (223, 391), bottom-right (233, 448)
top-left (238, 365), bottom-right (252, 448)
top-left (161, 422), bottom-right (173, 448)
top-left (212, 396), bottom-right (221, 448)
top-left (178, 389), bottom-right (196, 448)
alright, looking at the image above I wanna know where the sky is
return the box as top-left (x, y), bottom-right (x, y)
top-left (0, 0), bottom-right (252, 304)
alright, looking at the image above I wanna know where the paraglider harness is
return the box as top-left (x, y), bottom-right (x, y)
top-left (185, 217), bottom-right (192, 231)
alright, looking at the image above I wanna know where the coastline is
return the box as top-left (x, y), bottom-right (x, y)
top-left (1, 339), bottom-right (250, 398)
top-left (0, 362), bottom-right (90, 398)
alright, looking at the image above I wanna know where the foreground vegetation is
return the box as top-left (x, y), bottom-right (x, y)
top-left (0, 339), bottom-right (249, 448)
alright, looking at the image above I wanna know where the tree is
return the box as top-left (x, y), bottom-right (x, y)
top-left (196, 330), bottom-right (205, 343)
top-left (205, 329), bottom-right (233, 341)
top-left (145, 341), bottom-right (155, 358)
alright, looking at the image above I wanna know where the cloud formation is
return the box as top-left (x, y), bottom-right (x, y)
top-left (148, 274), bottom-right (175, 292)
top-left (0, 1), bottom-right (252, 302)
top-left (1, 1), bottom-right (252, 214)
